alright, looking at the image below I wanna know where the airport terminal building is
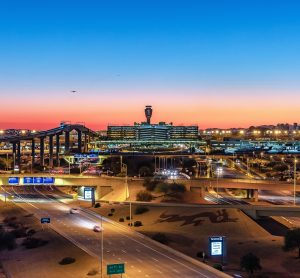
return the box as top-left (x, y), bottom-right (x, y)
top-left (107, 106), bottom-right (198, 141)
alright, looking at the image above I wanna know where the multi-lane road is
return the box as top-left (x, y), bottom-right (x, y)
top-left (1, 186), bottom-right (229, 278)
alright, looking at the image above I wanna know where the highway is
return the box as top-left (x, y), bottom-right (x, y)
top-left (259, 190), bottom-right (300, 227)
top-left (1, 186), bottom-right (228, 278)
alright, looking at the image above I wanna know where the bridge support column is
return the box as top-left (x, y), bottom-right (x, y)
top-left (253, 189), bottom-right (259, 202)
top-left (65, 131), bottom-right (70, 153)
top-left (242, 209), bottom-right (260, 220)
top-left (200, 186), bottom-right (206, 198)
top-left (40, 137), bottom-right (45, 167)
top-left (246, 189), bottom-right (251, 199)
top-left (17, 141), bottom-right (21, 166)
top-left (77, 130), bottom-right (82, 153)
top-left (84, 132), bottom-right (88, 152)
top-left (49, 135), bottom-right (54, 168)
top-left (12, 142), bottom-right (17, 170)
top-left (31, 139), bottom-right (35, 167)
top-left (56, 134), bottom-right (60, 167)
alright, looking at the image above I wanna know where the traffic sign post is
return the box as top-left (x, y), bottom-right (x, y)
top-left (107, 263), bottom-right (125, 277)
top-left (41, 217), bottom-right (50, 231)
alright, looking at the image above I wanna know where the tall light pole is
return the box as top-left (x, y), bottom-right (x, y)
top-left (6, 153), bottom-right (9, 171)
top-left (247, 157), bottom-right (250, 176)
top-left (100, 216), bottom-right (104, 278)
top-left (69, 159), bottom-right (71, 175)
top-left (294, 158), bottom-right (297, 206)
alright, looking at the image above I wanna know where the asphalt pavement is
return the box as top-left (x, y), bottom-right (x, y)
top-left (1, 186), bottom-right (229, 278)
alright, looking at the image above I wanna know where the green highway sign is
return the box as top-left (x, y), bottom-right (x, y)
top-left (107, 263), bottom-right (125, 275)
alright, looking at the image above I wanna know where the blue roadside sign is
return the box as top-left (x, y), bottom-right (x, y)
top-left (41, 217), bottom-right (50, 224)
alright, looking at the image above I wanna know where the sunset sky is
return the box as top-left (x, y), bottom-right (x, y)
top-left (1, 0), bottom-right (300, 130)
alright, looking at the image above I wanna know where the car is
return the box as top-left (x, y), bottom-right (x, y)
top-left (70, 208), bottom-right (79, 214)
top-left (93, 225), bottom-right (103, 232)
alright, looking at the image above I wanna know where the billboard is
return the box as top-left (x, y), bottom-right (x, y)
top-left (84, 188), bottom-right (93, 199)
top-left (8, 177), bottom-right (19, 185)
top-left (209, 236), bottom-right (225, 256)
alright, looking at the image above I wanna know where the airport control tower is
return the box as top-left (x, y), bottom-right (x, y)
top-left (145, 105), bottom-right (153, 125)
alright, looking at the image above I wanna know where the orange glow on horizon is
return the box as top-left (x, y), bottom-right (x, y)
top-left (1, 88), bottom-right (299, 130)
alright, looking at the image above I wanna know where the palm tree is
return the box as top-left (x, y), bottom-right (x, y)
top-left (284, 228), bottom-right (300, 258)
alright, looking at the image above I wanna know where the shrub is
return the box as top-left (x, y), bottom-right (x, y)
top-left (134, 206), bottom-right (149, 215)
top-left (94, 203), bottom-right (101, 208)
top-left (59, 257), bottom-right (76, 265)
top-left (87, 269), bottom-right (98, 276)
top-left (139, 166), bottom-right (152, 177)
top-left (155, 182), bottom-right (169, 194)
top-left (284, 228), bottom-right (300, 258)
top-left (126, 216), bottom-right (131, 220)
top-left (7, 222), bottom-right (19, 229)
top-left (4, 216), bottom-right (17, 223)
top-left (240, 252), bottom-right (262, 275)
top-left (136, 190), bottom-right (153, 202)
top-left (213, 263), bottom-right (223, 271)
top-left (152, 233), bottom-right (169, 244)
top-left (0, 231), bottom-right (16, 250)
top-left (119, 218), bottom-right (124, 222)
top-left (4, 217), bottom-right (19, 228)
top-left (108, 213), bottom-right (113, 217)
top-left (133, 221), bottom-right (143, 227)
top-left (169, 183), bottom-right (186, 194)
top-left (26, 229), bottom-right (36, 238)
top-left (22, 237), bottom-right (48, 249)
top-left (11, 226), bottom-right (27, 238)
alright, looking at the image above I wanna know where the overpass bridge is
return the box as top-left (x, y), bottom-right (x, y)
top-left (121, 201), bottom-right (300, 219)
top-left (1, 174), bottom-right (300, 217)
top-left (0, 173), bottom-right (298, 200)
top-left (0, 124), bottom-right (97, 168)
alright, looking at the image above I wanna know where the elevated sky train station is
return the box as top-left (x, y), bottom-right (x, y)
top-left (0, 123), bottom-right (97, 169)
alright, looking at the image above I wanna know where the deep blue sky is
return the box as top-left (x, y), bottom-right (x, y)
top-left (0, 0), bottom-right (299, 129)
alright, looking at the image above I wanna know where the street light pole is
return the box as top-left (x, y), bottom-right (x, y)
top-left (6, 153), bottom-right (9, 171)
top-left (100, 216), bottom-right (104, 278)
top-left (69, 157), bottom-right (71, 175)
top-left (216, 172), bottom-right (219, 202)
top-left (294, 158), bottom-right (297, 206)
